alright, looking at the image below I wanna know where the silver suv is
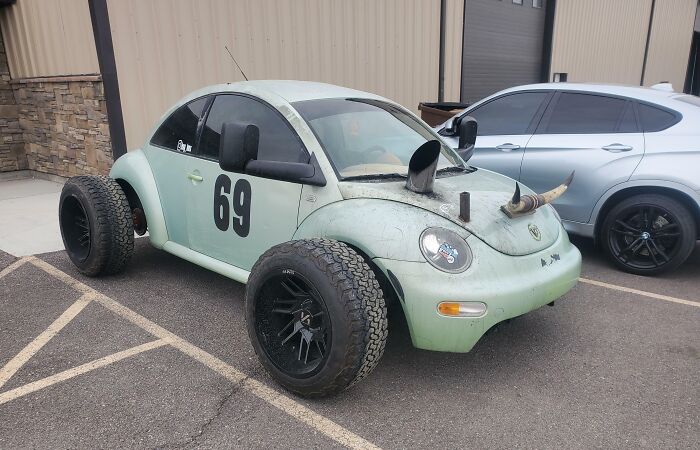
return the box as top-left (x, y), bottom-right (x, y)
top-left (440, 83), bottom-right (700, 275)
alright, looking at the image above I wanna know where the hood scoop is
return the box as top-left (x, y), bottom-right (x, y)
top-left (405, 140), bottom-right (441, 194)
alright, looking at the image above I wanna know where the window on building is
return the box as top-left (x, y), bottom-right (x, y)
top-left (532, 0), bottom-right (542, 8)
top-left (542, 93), bottom-right (627, 134)
top-left (467, 92), bottom-right (548, 136)
top-left (150, 97), bottom-right (208, 151)
top-left (637, 103), bottom-right (679, 132)
top-left (198, 94), bottom-right (308, 163)
top-left (513, 0), bottom-right (523, 4)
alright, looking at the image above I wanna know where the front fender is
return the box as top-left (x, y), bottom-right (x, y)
top-left (110, 150), bottom-right (168, 248)
top-left (293, 198), bottom-right (469, 261)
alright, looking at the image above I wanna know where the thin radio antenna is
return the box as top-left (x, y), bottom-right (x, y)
top-left (225, 45), bottom-right (249, 81)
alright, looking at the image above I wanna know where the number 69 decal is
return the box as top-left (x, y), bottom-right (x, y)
top-left (214, 174), bottom-right (251, 237)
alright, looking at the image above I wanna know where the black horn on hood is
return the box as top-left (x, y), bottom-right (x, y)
top-left (405, 140), bottom-right (441, 194)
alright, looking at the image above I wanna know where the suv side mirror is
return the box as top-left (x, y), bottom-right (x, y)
top-left (219, 122), bottom-right (259, 172)
top-left (456, 116), bottom-right (477, 162)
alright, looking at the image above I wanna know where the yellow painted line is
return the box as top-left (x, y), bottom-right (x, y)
top-left (0, 340), bottom-right (168, 406)
top-left (578, 277), bottom-right (700, 308)
top-left (27, 258), bottom-right (380, 450)
top-left (0, 292), bottom-right (95, 390)
top-left (0, 256), bottom-right (31, 279)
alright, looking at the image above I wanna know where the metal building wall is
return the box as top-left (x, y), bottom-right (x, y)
top-left (443, 0), bottom-right (464, 102)
top-left (643, 0), bottom-right (697, 89)
top-left (107, 0), bottom-right (462, 151)
top-left (0, 0), bottom-right (99, 78)
top-left (549, 0), bottom-right (652, 85)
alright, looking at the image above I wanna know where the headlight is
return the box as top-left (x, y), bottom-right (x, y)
top-left (419, 227), bottom-right (473, 273)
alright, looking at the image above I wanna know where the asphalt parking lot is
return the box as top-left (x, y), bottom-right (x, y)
top-left (1, 237), bottom-right (698, 449)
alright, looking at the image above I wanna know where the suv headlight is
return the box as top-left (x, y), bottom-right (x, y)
top-left (419, 227), bottom-right (473, 273)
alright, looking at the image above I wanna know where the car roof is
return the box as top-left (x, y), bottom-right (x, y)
top-left (498, 82), bottom-right (692, 109)
top-left (191, 80), bottom-right (386, 104)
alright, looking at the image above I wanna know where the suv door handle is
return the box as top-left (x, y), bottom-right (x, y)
top-left (496, 143), bottom-right (521, 152)
top-left (602, 143), bottom-right (633, 152)
top-left (187, 173), bottom-right (203, 182)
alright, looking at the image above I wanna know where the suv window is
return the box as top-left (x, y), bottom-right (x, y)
top-left (467, 92), bottom-right (548, 135)
top-left (542, 93), bottom-right (627, 134)
top-left (199, 94), bottom-right (308, 163)
top-left (150, 97), bottom-right (208, 151)
top-left (638, 103), bottom-right (679, 132)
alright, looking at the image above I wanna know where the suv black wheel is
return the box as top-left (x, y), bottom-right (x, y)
top-left (600, 194), bottom-right (696, 276)
top-left (59, 176), bottom-right (134, 276)
top-left (246, 239), bottom-right (388, 397)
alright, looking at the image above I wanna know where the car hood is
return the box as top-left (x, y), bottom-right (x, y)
top-left (337, 170), bottom-right (560, 256)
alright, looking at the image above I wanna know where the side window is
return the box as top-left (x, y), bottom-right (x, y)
top-left (150, 97), bottom-right (208, 151)
top-left (199, 94), bottom-right (309, 163)
top-left (468, 92), bottom-right (548, 136)
top-left (617, 102), bottom-right (638, 133)
top-left (638, 103), bottom-right (679, 132)
top-left (543, 93), bottom-right (627, 134)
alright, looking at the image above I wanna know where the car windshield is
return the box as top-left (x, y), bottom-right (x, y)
top-left (293, 98), bottom-right (463, 179)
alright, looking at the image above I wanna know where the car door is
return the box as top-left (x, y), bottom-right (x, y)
top-left (462, 91), bottom-right (551, 180)
top-left (185, 94), bottom-right (307, 271)
top-left (521, 92), bottom-right (644, 224)
top-left (146, 96), bottom-right (210, 247)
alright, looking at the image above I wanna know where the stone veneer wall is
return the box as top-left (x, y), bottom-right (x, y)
top-left (12, 75), bottom-right (113, 177)
top-left (0, 32), bottom-right (25, 172)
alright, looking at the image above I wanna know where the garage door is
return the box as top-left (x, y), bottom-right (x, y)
top-left (461, 0), bottom-right (548, 103)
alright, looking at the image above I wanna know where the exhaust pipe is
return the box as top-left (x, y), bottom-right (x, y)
top-left (405, 140), bottom-right (441, 194)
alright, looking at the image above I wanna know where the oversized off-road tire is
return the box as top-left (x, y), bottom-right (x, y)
top-left (245, 239), bottom-right (388, 397)
top-left (600, 194), bottom-right (696, 276)
top-left (59, 175), bottom-right (134, 276)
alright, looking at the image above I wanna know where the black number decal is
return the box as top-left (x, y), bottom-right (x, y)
top-left (214, 174), bottom-right (231, 231)
top-left (232, 179), bottom-right (251, 237)
top-left (213, 175), bottom-right (252, 237)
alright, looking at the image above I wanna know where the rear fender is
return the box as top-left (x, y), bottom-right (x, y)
top-left (109, 149), bottom-right (168, 248)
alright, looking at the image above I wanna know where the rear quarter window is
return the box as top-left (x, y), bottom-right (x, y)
top-left (637, 103), bottom-right (680, 132)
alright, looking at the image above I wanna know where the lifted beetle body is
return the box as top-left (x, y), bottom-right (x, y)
top-left (110, 80), bottom-right (581, 353)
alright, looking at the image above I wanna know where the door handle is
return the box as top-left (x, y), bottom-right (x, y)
top-left (602, 143), bottom-right (633, 152)
top-left (496, 143), bottom-right (521, 152)
top-left (187, 173), bottom-right (203, 182)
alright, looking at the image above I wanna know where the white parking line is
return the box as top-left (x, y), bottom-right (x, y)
top-left (0, 257), bottom-right (29, 279)
top-left (27, 257), bottom-right (381, 450)
top-left (0, 292), bottom-right (95, 390)
top-left (578, 277), bottom-right (700, 308)
top-left (0, 340), bottom-right (168, 406)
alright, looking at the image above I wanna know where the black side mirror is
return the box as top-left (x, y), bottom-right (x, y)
top-left (219, 122), bottom-right (259, 172)
top-left (456, 116), bottom-right (477, 162)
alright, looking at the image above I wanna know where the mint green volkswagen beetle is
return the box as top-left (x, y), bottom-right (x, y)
top-left (58, 81), bottom-right (581, 397)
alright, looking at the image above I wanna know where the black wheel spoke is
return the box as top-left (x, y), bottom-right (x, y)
top-left (620, 238), bottom-right (642, 254)
top-left (255, 272), bottom-right (331, 378)
top-left (615, 220), bottom-right (640, 233)
top-left (644, 241), bottom-right (660, 267)
top-left (649, 239), bottom-right (670, 263)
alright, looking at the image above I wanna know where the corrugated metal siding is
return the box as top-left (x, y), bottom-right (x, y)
top-left (550, 0), bottom-right (652, 85)
top-left (461, 0), bottom-right (547, 103)
top-left (0, 0), bottom-right (99, 78)
top-left (643, 0), bottom-right (697, 89)
top-left (443, 0), bottom-right (464, 102)
top-left (107, 0), bottom-right (447, 150)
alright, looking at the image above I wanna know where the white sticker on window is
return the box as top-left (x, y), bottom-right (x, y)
top-left (177, 140), bottom-right (192, 153)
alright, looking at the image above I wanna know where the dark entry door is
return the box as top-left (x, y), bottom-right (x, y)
top-left (461, 0), bottom-right (548, 103)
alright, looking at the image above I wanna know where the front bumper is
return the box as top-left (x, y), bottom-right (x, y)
top-left (373, 228), bottom-right (581, 353)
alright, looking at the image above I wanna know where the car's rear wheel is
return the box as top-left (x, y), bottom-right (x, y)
top-left (59, 176), bottom-right (134, 276)
top-left (245, 239), bottom-right (388, 397)
top-left (600, 194), bottom-right (695, 276)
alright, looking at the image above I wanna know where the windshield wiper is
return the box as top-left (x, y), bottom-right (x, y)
top-left (342, 173), bottom-right (407, 182)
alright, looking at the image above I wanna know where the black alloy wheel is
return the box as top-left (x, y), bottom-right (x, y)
top-left (59, 194), bottom-right (92, 263)
top-left (601, 194), bottom-right (696, 275)
top-left (254, 272), bottom-right (331, 378)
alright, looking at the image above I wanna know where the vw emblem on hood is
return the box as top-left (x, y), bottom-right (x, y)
top-left (528, 224), bottom-right (541, 241)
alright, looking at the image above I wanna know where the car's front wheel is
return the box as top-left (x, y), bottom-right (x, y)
top-left (245, 239), bottom-right (388, 397)
top-left (600, 194), bottom-right (696, 276)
